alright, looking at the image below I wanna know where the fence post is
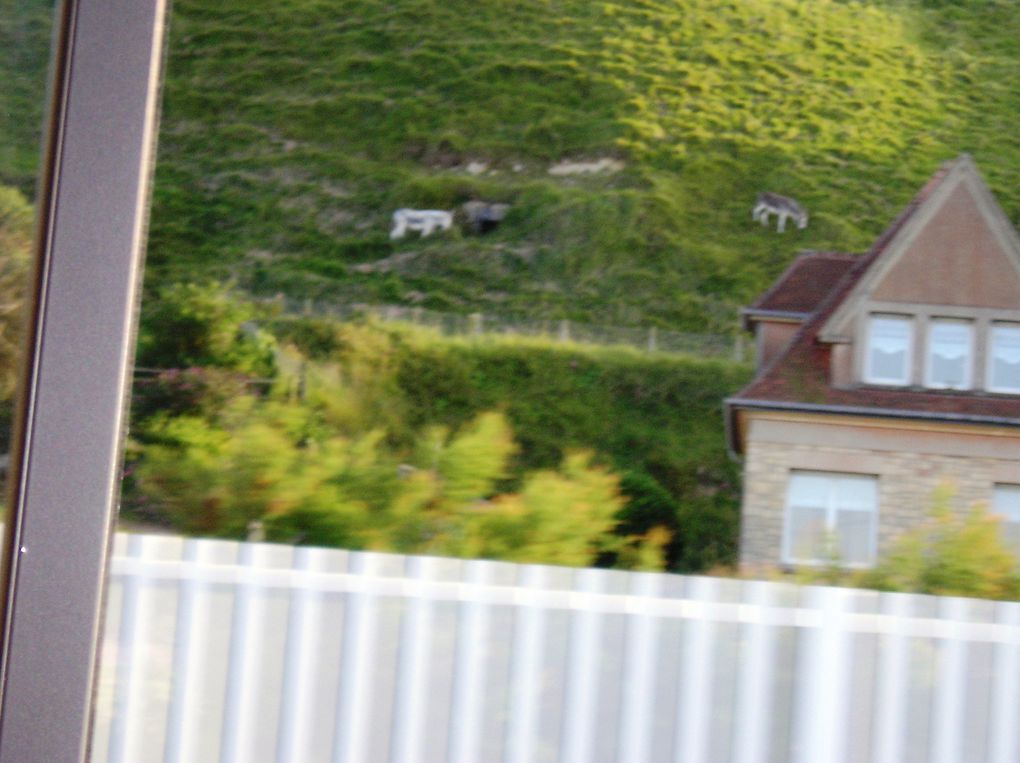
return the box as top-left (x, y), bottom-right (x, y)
top-left (792, 586), bottom-right (852, 763)
top-left (275, 547), bottom-right (328, 763)
top-left (447, 560), bottom-right (493, 763)
top-left (873, 593), bottom-right (912, 763)
top-left (990, 601), bottom-right (1020, 763)
top-left (560, 569), bottom-right (604, 763)
top-left (932, 597), bottom-right (969, 763)
top-left (647, 326), bottom-right (658, 353)
top-left (733, 580), bottom-right (777, 763)
top-left (618, 573), bottom-right (661, 762)
top-left (333, 553), bottom-right (381, 763)
top-left (733, 333), bottom-right (745, 363)
top-left (106, 535), bottom-right (166, 763)
top-left (558, 319), bottom-right (570, 342)
top-left (676, 576), bottom-right (717, 763)
top-left (220, 542), bottom-right (274, 763)
top-left (390, 556), bottom-right (438, 763)
top-left (506, 565), bottom-right (547, 763)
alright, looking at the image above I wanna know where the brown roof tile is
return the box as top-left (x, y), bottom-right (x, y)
top-left (744, 251), bottom-right (858, 320)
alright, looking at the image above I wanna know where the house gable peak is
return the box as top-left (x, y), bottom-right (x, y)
top-left (820, 155), bottom-right (1020, 341)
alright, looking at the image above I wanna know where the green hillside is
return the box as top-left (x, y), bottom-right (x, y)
top-left (7, 1), bottom-right (1020, 329)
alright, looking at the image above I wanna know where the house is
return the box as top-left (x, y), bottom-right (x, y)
top-left (725, 155), bottom-right (1020, 568)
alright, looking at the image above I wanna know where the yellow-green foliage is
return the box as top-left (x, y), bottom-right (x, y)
top-left (459, 451), bottom-right (627, 566)
top-left (135, 379), bottom-right (659, 568)
top-left (859, 487), bottom-right (1020, 600)
top-left (421, 412), bottom-right (517, 506)
top-left (0, 186), bottom-right (31, 402)
top-left (129, 302), bottom-right (748, 571)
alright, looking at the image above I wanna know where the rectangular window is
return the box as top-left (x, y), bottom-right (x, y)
top-left (993, 484), bottom-right (1020, 553)
top-left (988, 324), bottom-right (1020, 393)
top-left (783, 471), bottom-right (877, 566)
top-left (865, 315), bottom-right (912, 385)
top-left (926, 319), bottom-right (972, 389)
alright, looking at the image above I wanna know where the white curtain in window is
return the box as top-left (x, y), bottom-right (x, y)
top-left (867, 316), bottom-right (910, 384)
top-left (990, 325), bottom-right (1020, 391)
top-left (927, 320), bottom-right (971, 388)
top-left (929, 321), bottom-right (970, 359)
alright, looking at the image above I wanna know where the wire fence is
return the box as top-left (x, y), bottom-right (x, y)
top-left (260, 296), bottom-right (749, 362)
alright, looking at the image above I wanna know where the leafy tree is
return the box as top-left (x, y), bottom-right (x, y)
top-left (133, 377), bottom-right (661, 568)
top-left (420, 411), bottom-right (516, 506)
top-left (457, 451), bottom-right (627, 566)
top-left (137, 281), bottom-right (276, 376)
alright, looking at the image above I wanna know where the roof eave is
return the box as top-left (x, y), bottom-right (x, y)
top-left (740, 308), bottom-right (810, 332)
top-left (724, 396), bottom-right (1020, 436)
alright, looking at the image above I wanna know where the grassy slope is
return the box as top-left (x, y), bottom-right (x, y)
top-left (6, 1), bottom-right (1020, 329)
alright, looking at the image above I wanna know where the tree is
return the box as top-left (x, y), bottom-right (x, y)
top-left (134, 380), bottom-right (664, 568)
top-left (137, 281), bottom-right (276, 376)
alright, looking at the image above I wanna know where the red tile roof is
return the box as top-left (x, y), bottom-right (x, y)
top-left (743, 251), bottom-right (858, 323)
top-left (727, 158), bottom-right (1020, 453)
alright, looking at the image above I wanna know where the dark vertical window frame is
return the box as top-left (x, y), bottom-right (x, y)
top-left (0, 1), bottom-right (168, 760)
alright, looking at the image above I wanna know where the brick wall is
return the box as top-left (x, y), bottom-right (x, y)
top-left (740, 438), bottom-right (1011, 568)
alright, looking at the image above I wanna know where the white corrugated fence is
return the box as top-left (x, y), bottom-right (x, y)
top-left (91, 532), bottom-right (1020, 762)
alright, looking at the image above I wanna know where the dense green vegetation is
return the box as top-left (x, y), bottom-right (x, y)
top-left (9, 1), bottom-right (1020, 575)
top-left (9, 0), bottom-right (1020, 330)
top-left (127, 290), bottom-right (750, 570)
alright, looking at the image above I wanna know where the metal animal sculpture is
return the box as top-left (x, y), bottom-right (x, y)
top-left (390, 208), bottom-right (454, 239)
top-left (752, 192), bottom-right (808, 232)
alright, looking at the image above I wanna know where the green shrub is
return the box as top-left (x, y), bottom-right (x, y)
top-left (859, 487), bottom-right (1020, 600)
top-left (138, 281), bottom-right (277, 376)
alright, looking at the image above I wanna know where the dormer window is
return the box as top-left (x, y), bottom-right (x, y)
top-left (988, 324), bottom-right (1020, 393)
top-left (864, 315), bottom-right (912, 385)
top-left (926, 319), bottom-right (972, 390)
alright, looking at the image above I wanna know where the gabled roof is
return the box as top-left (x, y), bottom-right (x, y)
top-left (822, 154), bottom-right (1020, 339)
top-left (741, 251), bottom-right (857, 329)
top-left (726, 156), bottom-right (1020, 454)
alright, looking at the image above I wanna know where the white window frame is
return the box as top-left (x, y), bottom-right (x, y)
top-left (992, 484), bottom-right (1020, 554)
top-left (987, 323), bottom-right (1020, 393)
top-left (925, 318), bottom-right (973, 390)
top-left (782, 471), bottom-right (878, 567)
top-left (864, 314), bottom-right (913, 386)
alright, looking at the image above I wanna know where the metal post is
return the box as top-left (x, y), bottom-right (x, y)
top-left (0, 0), bottom-right (169, 759)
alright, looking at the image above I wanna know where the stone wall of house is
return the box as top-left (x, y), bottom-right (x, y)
top-left (740, 437), bottom-right (1018, 569)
